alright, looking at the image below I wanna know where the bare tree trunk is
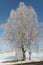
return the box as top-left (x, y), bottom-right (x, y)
top-left (29, 51), bottom-right (31, 61)
top-left (22, 46), bottom-right (25, 61)
top-left (28, 44), bottom-right (31, 61)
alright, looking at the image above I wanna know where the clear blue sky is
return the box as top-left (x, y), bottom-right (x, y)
top-left (0, 0), bottom-right (43, 50)
top-left (0, 0), bottom-right (43, 25)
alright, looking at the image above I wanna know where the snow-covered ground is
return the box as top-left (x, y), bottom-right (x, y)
top-left (0, 52), bottom-right (43, 65)
top-left (0, 52), bottom-right (15, 62)
top-left (0, 52), bottom-right (43, 62)
top-left (25, 52), bottom-right (43, 61)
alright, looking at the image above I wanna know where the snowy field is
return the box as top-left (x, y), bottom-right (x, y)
top-left (0, 60), bottom-right (43, 65)
top-left (0, 52), bottom-right (43, 63)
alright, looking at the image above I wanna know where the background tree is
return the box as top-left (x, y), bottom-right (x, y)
top-left (1, 2), bottom-right (39, 60)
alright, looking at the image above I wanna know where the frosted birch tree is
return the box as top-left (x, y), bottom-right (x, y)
top-left (1, 2), bottom-right (39, 60)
